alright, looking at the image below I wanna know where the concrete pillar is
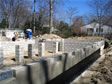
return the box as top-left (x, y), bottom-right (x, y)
top-left (16, 45), bottom-right (24, 62)
top-left (53, 42), bottom-right (59, 53)
top-left (28, 44), bottom-right (35, 58)
top-left (38, 42), bottom-right (45, 56)
top-left (100, 41), bottom-right (105, 55)
top-left (0, 47), bottom-right (3, 66)
top-left (60, 39), bottom-right (64, 52)
top-left (100, 45), bottom-right (104, 55)
top-left (35, 38), bottom-right (39, 49)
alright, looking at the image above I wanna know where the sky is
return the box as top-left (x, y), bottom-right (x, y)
top-left (55, 0), bottom-right (92, 23)
top-left (31, 0), bottom-right (92, 23)
top-left (64, 0), bottom-right (91, 16)
top-left (31, 0), bottom-right (92, 16)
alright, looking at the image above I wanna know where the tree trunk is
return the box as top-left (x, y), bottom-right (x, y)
top-left (7, 15), bottom-right (11, 29)
top-left (98, 20), bottom-right (102, 36)
top-left (49, 0), bottom-right (54, 34)
top-left (33, 0), bottom-right (36, 35)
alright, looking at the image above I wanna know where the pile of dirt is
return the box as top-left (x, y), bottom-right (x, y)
top-left (40, 34), bottom-right (62, 39)
top-left (90, 47), bottom-right (112, 84)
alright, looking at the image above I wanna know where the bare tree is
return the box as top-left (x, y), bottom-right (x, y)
top-left (66, 7), bottom-right (77, 26)
top-left (102, 0), bottom-right (112, 26)
top-left (49, 0), bottom-right (64, 33)
top-left (0, 0), bottom-right (15, 28)
top-left (49, 0), bottom-right (54, 33)
top-left (36, 0), bottom-right (64, 34)
top-left (0, 0), bottom-right (32, 29)
top-left (33, 0), bottom-right (36, 35)
top-left (12, 0), bottom-right (32, 28)
top-left (71, 16), bottom-right (84, 35)
top-left (89, 0), bottom-right (108, 36)
top-left (36, 0), bottom-right (49, 28)
top-left (105, 0), bottom-right (112, 16)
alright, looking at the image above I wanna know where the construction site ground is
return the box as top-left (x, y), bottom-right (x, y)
top-left (70, 45), bottom-right (112, 84)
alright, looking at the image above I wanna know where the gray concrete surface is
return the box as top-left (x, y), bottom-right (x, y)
top-left (0, 40), bottom-right (104, 84)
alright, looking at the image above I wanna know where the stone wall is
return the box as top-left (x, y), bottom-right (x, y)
top-left (0, 40), bottom-right (104, 84)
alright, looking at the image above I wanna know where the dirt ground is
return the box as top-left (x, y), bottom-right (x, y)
top-left (71, 45), bottom-right (112, 84)
top-left (3, 50), bottom-right (62, 69)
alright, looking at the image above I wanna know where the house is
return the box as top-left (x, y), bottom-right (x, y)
top-left (81, 22), bottom-right (112, 36)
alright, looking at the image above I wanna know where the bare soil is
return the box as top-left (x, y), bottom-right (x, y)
top-left (71, 46), bottom-right (112, 84)
top-left (3, 49), bottom-right (62, 69)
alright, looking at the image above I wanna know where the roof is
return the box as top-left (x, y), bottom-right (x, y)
top-left (81, 22), bottom-right (111, 29)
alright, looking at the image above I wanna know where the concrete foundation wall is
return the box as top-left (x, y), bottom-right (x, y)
top-left (40, 39), bottom-right (100, 53)
top-left (44, 41), bottom-right (59, 52)
top-left (63, 39), bottom-right (99, 52)
top-left (1, 40), bottom-right (35, 55)
top-left (0, 40), bottom-right (104, 84)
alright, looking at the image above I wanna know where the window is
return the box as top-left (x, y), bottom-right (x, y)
top-left (96, 28), bottom-right (103, 32)
top-left (87, 28), bottom-right (94, 33)
top-left (96, 28), bottom-right (99, 32)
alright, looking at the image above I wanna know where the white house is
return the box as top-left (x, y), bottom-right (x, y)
top-left (81, 22), bottom-right (112, 36)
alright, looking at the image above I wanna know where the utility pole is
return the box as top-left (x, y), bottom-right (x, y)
top-left (49, 0), bottom-right (54, 34)
top-left (33, 0), bottom-right (36, 35)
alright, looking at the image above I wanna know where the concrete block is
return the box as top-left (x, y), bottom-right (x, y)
top-left (12, 66), bottom-right (29, 84)
top-left (93, 43), bottom-right (99, 51)
top-left (25, 62), bottom-right (46, 84)
top-left (80, 48), bottom-right (86, 60)
top-left (72, 51), bottom-right (79, 65)
top-left (59, 52), bottom-right (74, 71)
top-left (50, 61), bottom-right (63, 80)
top-left (89, 46), bottom-right (94, 55)
top-left (70, 55), bottom-right (76, 67)
top-left (65, 52), bottom-right (74, 70)
top-left (0, 47), bottom-right (3, 66)
top-left (43, 58), bottom-right (63, 80)
top-left (84, 46), bottom-right (92, 57)
top-left (60, 39), bottom-right (64, 52)
top-left (90, 45), bottom-right (94, 55)
top-left (87, 46), bottom-right (92, 56)
top-left (15, 45), bottom-right (24, 63)
top-left (42, 58), bottom-right (56, 80)
top-left (92, 44), bottom-right (97, 52)
top-left (75, 49), bottom-right (82, 63)
top-left (54, 54), bottom-right (66, 71)
top-left (100, 45), bottom-right (104, 55)
top-left (0, 70), bottom-right (13, 82)
top-left (52, 42), bottom-right (59, 53)
top-left (38, 42), bottom-right (45, 56)
top-left (28, 44), bottom-right (35, 58)
top-left (35, 38), bottom-right (39, 49)
top-left (95, 41), bottom-right (105, 55)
